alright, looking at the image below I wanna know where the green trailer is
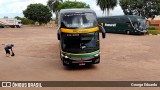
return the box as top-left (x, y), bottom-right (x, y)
top-left (0, 23), bottom-right (5, 28)
top-left (98, 15), bottom-right (147, 35)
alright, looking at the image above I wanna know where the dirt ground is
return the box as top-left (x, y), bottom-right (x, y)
top-left (0, 26), bottom-right (160, 90)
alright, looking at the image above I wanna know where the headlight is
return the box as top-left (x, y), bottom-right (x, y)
top-left (94, 54), bottom-right (99, 57)
top-left (64, 56), bottom-right (69, 59)
top-left (61, 54), bottom-right (69, 58)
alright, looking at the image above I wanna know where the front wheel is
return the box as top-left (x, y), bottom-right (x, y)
top-left (126, 30), bottom-right (130, 35)
top-left (60, 51), bottom-right (68, 66)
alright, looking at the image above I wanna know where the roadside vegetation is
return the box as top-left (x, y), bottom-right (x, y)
top-left (120, 0), bottom-right (160, 19)
top-left (15, 16), bottom-right (35, 25)
top-left (147, 26), bottom-right (160, 35)
top-left (148, 30), bottom-right (160, 35)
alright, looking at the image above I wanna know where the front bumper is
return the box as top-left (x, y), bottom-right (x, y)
top-left (61, 50), bottom-right (100, 66)
top-left (62, 56), bottom-right (100, 65)
top-left (133, 30), bottom-right (147, 35)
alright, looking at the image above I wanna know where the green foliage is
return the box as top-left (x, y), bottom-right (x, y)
top-left (21, 18), bottom-right (35, 25)
top-left (15, 16), bottom-right (35, 25)
top-left (23, 3), bottom-right (52, 25)
top-left (120, 0), bottom-right (160, 19)
top-left (148, 30), bottom-right (160, 35)
top-left (57, 1), bottom-right (90, 11)
top-left (96, 0), bottom-right (117, 16)
top-left (15, 16), bottom-right (21, 20)
top-left (147, 26), bottom-right (156, 30)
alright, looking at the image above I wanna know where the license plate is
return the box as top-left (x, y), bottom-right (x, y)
top-left (79, 63), bottom-right (86, 66)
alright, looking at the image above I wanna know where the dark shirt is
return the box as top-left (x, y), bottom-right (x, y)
top-left (4, 44), bottom-right (13, 51)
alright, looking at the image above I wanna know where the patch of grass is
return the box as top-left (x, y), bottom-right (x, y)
top-left (148, 30), bottom-right (160, 35)
top-left (147, 26), bottom-right (156, 30)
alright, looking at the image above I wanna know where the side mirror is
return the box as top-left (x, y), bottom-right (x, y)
top-left (99, 25), bottom-right (106, 39)
top-left (57, 33), bottom-right (60, 40)
top-left (57, 28), bottom-right (60, 40)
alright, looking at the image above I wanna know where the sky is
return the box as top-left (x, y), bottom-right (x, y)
top-left (0, 0), bottom-right (124, 18)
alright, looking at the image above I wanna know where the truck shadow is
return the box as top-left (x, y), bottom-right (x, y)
top-left (64, 65), bottom-right (97, 70)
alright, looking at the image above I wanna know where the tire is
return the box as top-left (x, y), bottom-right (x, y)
top-left (16, 25), bottom-right (20, 28)
top-left (62, 58), bottom-right (68, 66)
top-left (63, 60), bottom-right (67, 66)
top-left (126, 30), bottom-right (130, 35)
top-left (10, 26), bottom-right (15, 28)
top-left (60, 51), bottom-right (68, 66)
top-left (0, 26), bottom-right (4, 28)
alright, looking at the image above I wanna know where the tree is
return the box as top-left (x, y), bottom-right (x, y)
top-left (57, 1), bottom-right (90, 11)
top-left (15, 16), bottom-right (21, 20)
top-left (47, 0), bottom-right (63, 24)
top-left (96, 0), bottom-right (117, 16)
top-left (23, 3), bottom-right (52, 25)
top-left (120, 0), bottom-right (160, 19)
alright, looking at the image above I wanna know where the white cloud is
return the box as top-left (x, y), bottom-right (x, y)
top-left (0, 0), bottom-right (47, 14)
top-left (0, 0), bottom-right (47, 17)
top-left (110, 4), bottom-right (124, 16)
top-left (0, 0), bottom-right (124, 18)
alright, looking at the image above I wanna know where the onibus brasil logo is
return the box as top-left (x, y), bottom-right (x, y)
top-left (1, 82), bottom-right (42, 87)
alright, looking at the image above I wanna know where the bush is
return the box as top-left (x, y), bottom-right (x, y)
top-left (148, 30), bottom-right (160, 35)
top-left (147, 26), bottom-right (156, 30)
top-left (15, 16), bottom-right (35, 25)
top-left (21, 18), bottom-right (35, 25)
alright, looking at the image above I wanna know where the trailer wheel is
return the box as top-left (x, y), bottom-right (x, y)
top-left (126, 31), bottom-right (130, 35)
top-left (10, 26), bottom-right (15, 28)
top-left (0, 26), bottom-right (4, 28)
top-left (16, 25), bottom-right (20, 28)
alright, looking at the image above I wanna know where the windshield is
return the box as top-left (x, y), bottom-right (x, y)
top-left (62, 13), bottom-right (98, 28)
top-left (62, 32), bottom-right (99, 53)
top-left (138, 19), bottom-right (147, 30)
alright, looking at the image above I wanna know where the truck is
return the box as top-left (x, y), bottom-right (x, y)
top-left (0, 18), bottom-right (22, 28)
top-left (57, 9), bottom-right (106, 66)
top-left (98, 15), bottom-right (147, 35)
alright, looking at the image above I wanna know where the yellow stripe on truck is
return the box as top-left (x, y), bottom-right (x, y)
top-left (61, 27), bottom-right (99, 33)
